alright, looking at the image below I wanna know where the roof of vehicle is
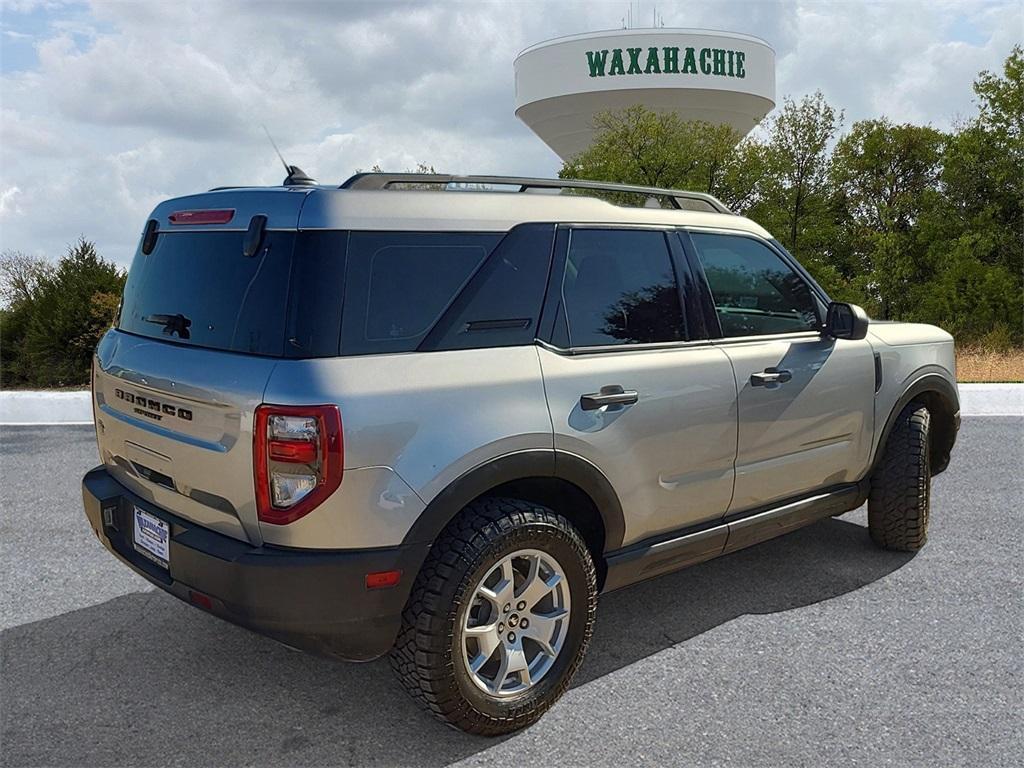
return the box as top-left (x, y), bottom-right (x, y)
top-left (146, 174), bottom-right (774, 239)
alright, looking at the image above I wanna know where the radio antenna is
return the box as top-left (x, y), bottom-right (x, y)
top-left (263, 125), bottom-right (290, 175)
top-left (261, 125), bottom-right (317, 186)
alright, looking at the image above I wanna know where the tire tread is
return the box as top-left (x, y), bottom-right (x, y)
top-left (868, 403), bottom-right (931, 551)
top-left (389, 497), bottom-right (596, 735)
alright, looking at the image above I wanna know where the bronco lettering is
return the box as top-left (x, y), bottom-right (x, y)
top-left (114, 388), bottom-right (193, 422)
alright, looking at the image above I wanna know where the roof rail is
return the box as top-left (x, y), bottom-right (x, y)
top-left (339, 173), bottom-right (733, 214)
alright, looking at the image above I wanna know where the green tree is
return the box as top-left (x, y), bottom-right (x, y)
top-left (757, 91), bottom-right (843, 259)
top-left (830, 119), bottom-right (945, 319)
top-left (560, 106), bottom-right (745, 202)
top-left (16, 238), bottom-right (125, 387)
top-left (917, 46), bottom-right (1023, 344)
top-left (0, 251), bottom-right (54, 386)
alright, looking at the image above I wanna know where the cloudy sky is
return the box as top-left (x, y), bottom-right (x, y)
top-left (1, 0), bottom-right (1019, 265)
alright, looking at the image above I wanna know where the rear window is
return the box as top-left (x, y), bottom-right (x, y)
top-left (118, 228), bottom-right (511, 358)
top-left (118, 230), bottom-right (345, 357)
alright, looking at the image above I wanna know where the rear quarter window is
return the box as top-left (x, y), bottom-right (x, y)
top-left (340, 232), bottom-right (502, 355)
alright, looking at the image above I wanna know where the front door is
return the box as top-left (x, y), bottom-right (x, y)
top-left (685, 231), bottom-right (876, 512)
top-left (538, 227), bottom-right (737, 547)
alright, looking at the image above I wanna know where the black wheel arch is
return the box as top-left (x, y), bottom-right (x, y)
top-left (400, 450), bottom-right (624, 587)
top-left (873, 373), bottom-right (960, 476)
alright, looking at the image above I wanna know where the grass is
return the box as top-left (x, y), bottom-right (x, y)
top-left (956, 346), bottom-right (1024, 383)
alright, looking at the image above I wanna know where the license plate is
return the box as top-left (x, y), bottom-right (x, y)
top-left (133, 506), bottom-right (170, 568)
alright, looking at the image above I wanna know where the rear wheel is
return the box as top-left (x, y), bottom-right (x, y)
top-left (868, 403), bottom-right (931, 551)
top-left (390, 497), bottom-right (597, 735)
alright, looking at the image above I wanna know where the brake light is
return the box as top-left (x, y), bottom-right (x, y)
top-left (254, 404), bottom-right (343, 525)
top-left (168, 209), bottom-right (235, 225)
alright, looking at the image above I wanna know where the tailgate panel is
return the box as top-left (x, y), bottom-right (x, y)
top-left (94, 329), bottom-right (278, 544)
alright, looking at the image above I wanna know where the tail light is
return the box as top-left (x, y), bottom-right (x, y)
top-left (254, 404), bottom-right (343, 525)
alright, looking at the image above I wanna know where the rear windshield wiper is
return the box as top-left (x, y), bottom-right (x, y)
top-left (143, 313), bottom-right (192, 339)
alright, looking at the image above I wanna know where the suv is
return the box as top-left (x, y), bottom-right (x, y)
top-left (83, 172), bottom-right (959, 735)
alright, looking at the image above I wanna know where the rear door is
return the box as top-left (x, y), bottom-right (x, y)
top-left (537, 227), bottom-right (737, 547)
top-left (684, 230), bottom-right (875, 512)
top-left (93, 190), bottom-right (319, 545)
top-left (94, 336), bottom-right (278, 544)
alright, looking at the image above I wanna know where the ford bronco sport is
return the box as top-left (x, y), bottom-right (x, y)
top-left (83, 172), bottom-right (959, 735)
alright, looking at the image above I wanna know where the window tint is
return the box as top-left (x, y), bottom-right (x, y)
top-left (341, 232), bottom-right (501, 355)
top-left (691, 233), bottom-right (820, 337)
top-left (423, 224), bottom-right (555, 351)
top-left (560, 229), bottom-right (684, 347)
top-left (119, 231), bottom-right (296, 356)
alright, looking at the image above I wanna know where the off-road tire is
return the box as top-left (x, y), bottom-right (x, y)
top-left (389, 497), bottom-right (597, 735)
top-left (868, 403), bottom-right (931, 551)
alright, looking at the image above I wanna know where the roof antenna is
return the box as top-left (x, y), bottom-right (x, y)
top-left (262, 125), bottom-right (316, 186)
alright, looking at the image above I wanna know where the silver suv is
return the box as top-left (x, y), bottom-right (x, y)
top-left (83, 172), bottom-right (959, 735)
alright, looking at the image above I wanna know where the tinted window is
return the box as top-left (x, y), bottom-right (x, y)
top-left (341, 232), bottom-right (501, 355)
top-left (119, 231), bottom-right (297, 356)
top-left (691, 233), bottom-right (820, 337)
top-left (560, 229), bottom-right (684, 347)
top-left (285, 231), bottom-right (347, 357)
top-left (423, 224), bottom-right (555, 351)
top-left (120, 230), bottom-right (348, 358)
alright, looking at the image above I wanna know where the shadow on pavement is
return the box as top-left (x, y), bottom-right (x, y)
top-left (1, 514), bottom-right (911, 767)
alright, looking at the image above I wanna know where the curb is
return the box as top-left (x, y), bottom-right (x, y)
top-left (1, 384), bottom-right (1021, 426)
top-left (1, 391), bottom-right (94, 425)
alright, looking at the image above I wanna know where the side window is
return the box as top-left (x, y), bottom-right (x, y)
top-left (690, 233), bottom-right (820, 337)
top-left (560, 229), bottom-right (685, 347)
top-left (341, 232), bottom-right (501, 355)
top-left (423, 224), bottom-right (555, 351)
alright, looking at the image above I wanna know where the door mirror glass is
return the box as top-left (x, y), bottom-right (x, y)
top-left (825, 302), bottom-right (869, 340)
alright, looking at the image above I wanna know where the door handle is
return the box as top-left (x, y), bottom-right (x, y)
top-left (580, 385), bottom-right (639, 411)
top-left (750, 367), bottom-right (793, 386)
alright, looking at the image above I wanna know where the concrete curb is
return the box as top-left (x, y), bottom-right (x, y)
top-left (956, 383), bottom-right (1024, 417)
top-left (1, 391), bottom-right (94, 425)
top-left (2, 384), bottom-right (1022, 425)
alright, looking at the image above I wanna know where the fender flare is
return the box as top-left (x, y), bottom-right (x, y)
top-left (400, 449), bottom-right (626, 554)
top-left (871, 372), bottom-right (960, 475)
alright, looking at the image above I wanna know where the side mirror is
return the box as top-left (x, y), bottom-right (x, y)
top-left (825, 302), bottom-right (869, 340)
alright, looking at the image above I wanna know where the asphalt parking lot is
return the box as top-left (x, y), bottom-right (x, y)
top-left (1, 419), bottom-right (1021, 767)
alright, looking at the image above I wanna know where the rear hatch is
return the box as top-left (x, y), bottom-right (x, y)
top-left (93, 188), bottom-right (341, 545)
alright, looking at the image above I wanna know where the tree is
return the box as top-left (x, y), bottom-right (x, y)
top-left (830, 119), bottom-right (945, 319)
top-left (560, 106), bottom-right (746, 203)
top-left (916, 46), bottom-right (1023, 344)
top-left (0, 250), bottom-right (53, 308)
top-left (759, 92), bottom-right (843, 259)
top-left (15, 238), bottom-right (125, 387)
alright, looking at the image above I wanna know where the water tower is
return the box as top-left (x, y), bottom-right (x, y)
top-left (514, 28), bottom-right (776, 160)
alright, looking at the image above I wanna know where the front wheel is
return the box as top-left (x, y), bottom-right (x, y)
top-left (868, 403), bottom-right (931, 551)
top-left (389, 497), bottom-right (597, 735)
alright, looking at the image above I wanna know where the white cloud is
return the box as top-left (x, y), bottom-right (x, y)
top-left (0, 0), bottom-right (1019, 264)
top-left (0, 186), bottom-right (24, 220)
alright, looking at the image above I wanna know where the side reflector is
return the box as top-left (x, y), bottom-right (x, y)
top-left (189, 591), bottom-right (213, 610)
top-left (169, 209), bottom-right (235, 225)
top-left (365, 570), bottom-right (402, 589)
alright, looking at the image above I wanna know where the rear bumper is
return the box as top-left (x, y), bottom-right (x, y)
top-left (82, 466), bottom-right (428, 661)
